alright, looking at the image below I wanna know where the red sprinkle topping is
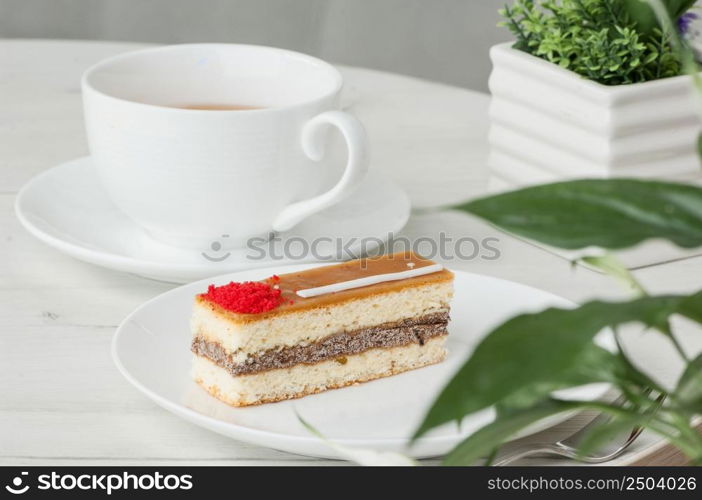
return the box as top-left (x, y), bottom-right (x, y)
top-left (202, 281), bottom-right (282, 314)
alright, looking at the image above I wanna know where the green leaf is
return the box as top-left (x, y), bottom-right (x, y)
top-left (678, 290), bottom-right (702, 323)
top-left (454, 179), bottom-right (702, 250)
top-left (414, 295), bottom-right (690, 440)
top-left (675, 354), bottom-right (702, 413)
top-left (621, 0), bottom-right (661, 35)
top-left (668, 0), bottom-right (698, 17)
top-left (575, 413), bottom-right (650, 458)
top-left (443, 400), bottom-right (575, 465)
top-left (621, 0), bottom-right (696, 35)
top-left (613, 333), bottom-right (668, 394)
top-left (580, 253), bottom-right (647, 297)
top-left (496, 345), bottom-right (624, 414)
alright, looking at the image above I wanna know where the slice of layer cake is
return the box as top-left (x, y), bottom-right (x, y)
top-left (191, 252), bottom-right (453, 406)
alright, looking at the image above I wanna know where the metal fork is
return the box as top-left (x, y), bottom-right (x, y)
top-left (493, 393), bottom-right (666, 465)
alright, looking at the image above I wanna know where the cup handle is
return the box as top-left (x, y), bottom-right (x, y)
top-left (271, 110), bottom-right (369, 232)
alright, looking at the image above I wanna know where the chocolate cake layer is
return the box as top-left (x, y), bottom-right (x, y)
top-left (191, 312), bottom-right (449, 376)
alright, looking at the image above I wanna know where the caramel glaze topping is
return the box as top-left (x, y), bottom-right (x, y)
top-left (196, 252), bottom-right (453, 322)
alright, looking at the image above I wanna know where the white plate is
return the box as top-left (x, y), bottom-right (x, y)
top-left (15, 157), bottom-right (410, 283)
top-left (112, 265), bottom-right (611, 460)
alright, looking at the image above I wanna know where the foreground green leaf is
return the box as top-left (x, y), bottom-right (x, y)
top-left (622, 0), bottom-right (696, 35)
top-left (613, 334), bottom-right (669, 394)
top-left (415, 293), bottom-right (702, 440)
top-left (678, 291), bottom-right (702, 323)
top-left (454, 180), bottom-right (702, 249)
top-left (675, 354), bottom-right (702, 413)
top-left (580, 254), bottom-right (647, 297)
top-left (443, 400), bottom-right (575, 465)
top-left (495, 345), bottom-right (623, 414)
top-left (575, 413), bottom-right (652, 458)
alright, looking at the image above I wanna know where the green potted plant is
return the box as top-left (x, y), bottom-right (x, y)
top-left (488, 0), bottom-right (702, 185)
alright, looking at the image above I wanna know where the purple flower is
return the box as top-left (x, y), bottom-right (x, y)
top-left (678, 12), bottom-right (699, 35)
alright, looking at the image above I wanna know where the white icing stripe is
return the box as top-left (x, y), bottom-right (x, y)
top-left (295, 264), bottom-right (445, 298)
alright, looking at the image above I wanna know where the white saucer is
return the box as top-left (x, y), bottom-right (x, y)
top-left (112, 265), bottom-right (611, 460)
top-left (16, 157), bottom-right (410, 283)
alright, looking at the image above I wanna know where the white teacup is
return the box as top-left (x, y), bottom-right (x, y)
top-left (82, 44), bottom-right (368, 249)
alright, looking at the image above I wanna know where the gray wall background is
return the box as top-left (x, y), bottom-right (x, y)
top-left (0, 0), bottom-right (511, 92)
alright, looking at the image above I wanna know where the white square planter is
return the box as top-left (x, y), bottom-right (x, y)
top-left (488, 42), bottom-right (702, 186)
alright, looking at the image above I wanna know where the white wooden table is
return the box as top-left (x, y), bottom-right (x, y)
top-left (1, 40), bottom-right (701, 466)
